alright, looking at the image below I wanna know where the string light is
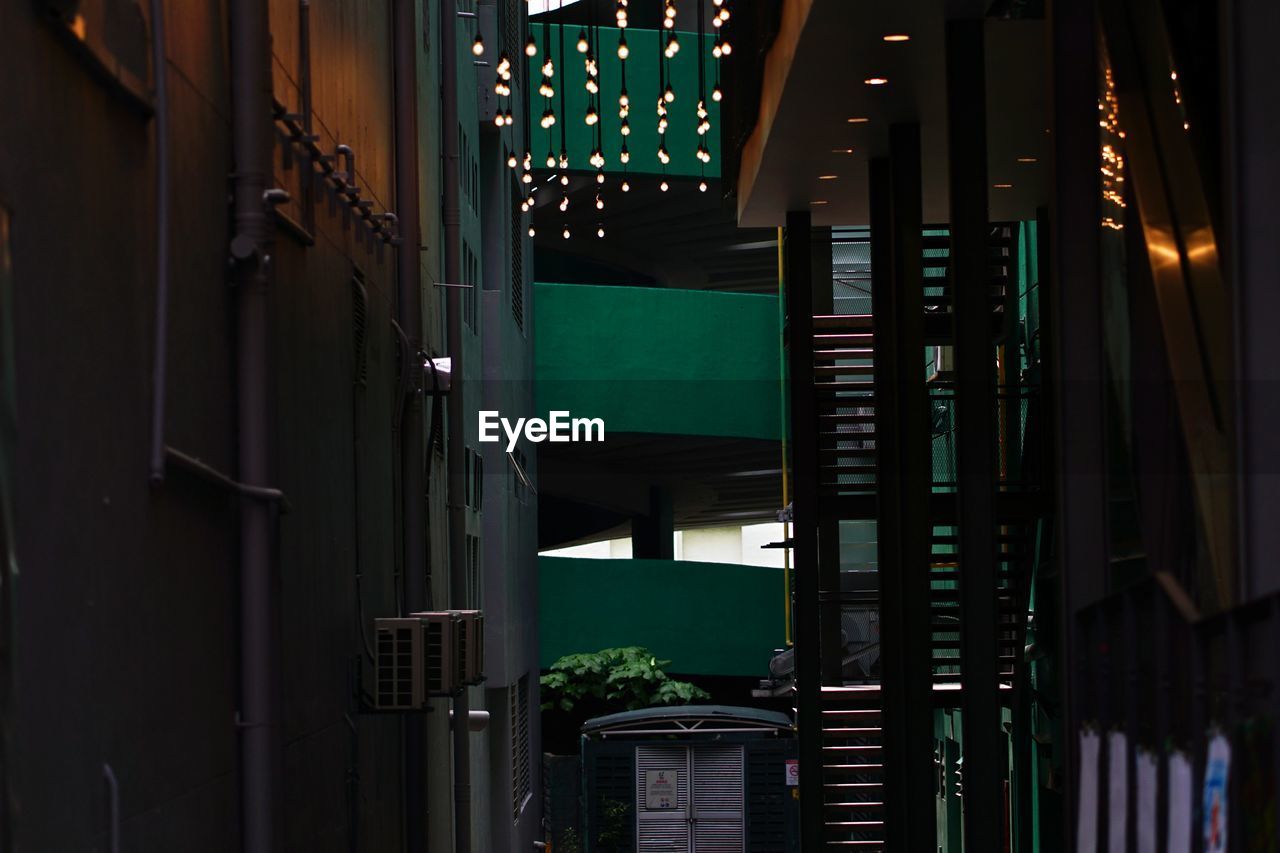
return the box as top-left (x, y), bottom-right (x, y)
top-left (585, 106), bottom-right (599, 125)
top-left (595, 194), bottom-right (604, 210)
top-left (472, 32), bottom-right (484, 56)
top-left (525, 36), bottom-right (538, 57)
top-left (622, 179), bottom-right (631, 192)
top-left (560, 174), bottom-right (569, 186)
top-left (660, 179), bottom-right (669, 192)
top-left (528, 226), bottom-right (536, 237)
top-left (596, 170), bottom-right (605, 184)
top-left (577, 30), bottom-right (589, 53)
top-left (563, 226), bottom-right (571, 239)
top-left (617, 35), bottom-right (629, 59)
top-left (712, 85), bottom-right (722, 102)
top-left (664, 84), bottom-right (675, 103)
top-left (597, 224), bottom-right (605, 238)
top-left (507, 153), bottom-right (518, 169)
top-left (620, 118), bottom-right (631, 135)
top-left (620, 144), bottom-right (630, 163)
top-left (522, 151), bottom-right (532, 170)
top-left (546, 152), bottom-right (557, 168)
top-left (699, 180), bottom-right (708, 192)
top-left (559, 195), bottom-right (569, 212)
top-left (559, 153), bottom-right (569, 170)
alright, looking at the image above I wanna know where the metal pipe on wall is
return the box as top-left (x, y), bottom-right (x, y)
top-left (147, 0), bottom-right (171, 483)
top-left (392, 0), bottom-right (430, 847)
top-left (228, 0), bottom-right (280, 847)
top-left (441, 2), bottom-right (472, 851)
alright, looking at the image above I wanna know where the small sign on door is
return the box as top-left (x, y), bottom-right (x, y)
top-left (785, 759), bottom-right (800, 786)
top-left (645, 769), bottom-right (679, 810)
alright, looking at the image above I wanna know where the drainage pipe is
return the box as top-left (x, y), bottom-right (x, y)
top-left (441, 3), bottom-right (471, 851)
top-left (392, 0), bottom-right (430, 848)
top-left (147, 0), bottom-right (171, 482)
top-left (229, 0), bottom-right (279, 848)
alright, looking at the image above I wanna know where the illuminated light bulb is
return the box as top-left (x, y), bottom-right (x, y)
top-left (539, 78), bottom-right (554, 98)
top-left (526, 36), bottom-right (538, 57)
top-left (712, 43), bottom-right (722, 58)
top-left (522, 172), bottom-right (532, 184)
top-left (660, 180), bottom-right (669, 192)
top-left (585, 78), bottom-right (599, 94)
top-left (563, 226), bottom-right (571, 239)
top-left (713, 0), bottom-right (722, 5)
top-left (664, 85), bottom-right (675, 103)
top-left (712, 85), bottom-right (723, 102)
top-left (619, 106), bottom-right (630, 119)
top-left (620, 147), bottom-right (631, 163)
top-left (520, 200), bottom-right (529, 212)
top-left (504, 111), bottom-right (514, 126)
top-left (713, 15), bottom-right (722, 28)
top-left (559, 196), bottom-right (569, 212)
top-left (585, 109), bottom-right (598, 126)
top-left (663, 16), bottom-right (674, 29)
top-left (596, 194), bottom-right (604, 210)
top-left (617, 36), bottom-right (629, 59)
top-left (622, 180), bottom-right (631, 192)
top-left (560, 174), bottom-right (569, 186)
top-left (507, 153), bottom-right (518, 168)
top-left (497, 54), bottom-right (511, 72)
top-left (559, 154), bottom-right (569, 169)
top-left (577, 30), bottom-right (589, 53)
top-left (528, 226), bottom-right (536, 237)
top-left (542, 59), bottom-right (554, 77)
top-left (546, 153), bottom-right (557, 168)
top-left (697, 100), bottom-right (707, 119)
top-left (658, 146), bottom-right (670, 164)
top-left (699, 180), bottom-right (707, 192)
top-left (522, 152), bottom-right (532, 169)
top-left (619, 90), bottom-right (630, 108)
top-left (719, 8), bottom-right (730, 21)
top-left (597, 225), bottom-right (605, 238)
top-left (596, 171), bottom-right (605, 184)
top-left (721, 41), bottom-right (732, 55)
top-left (658, 117), bottom-right (668, 133)
top-left (472, 33), bottom-right (484, 56)
top-left (620, 119), bottom-right (631, 136)
top-left (493, 113), bottom-right (504, 127)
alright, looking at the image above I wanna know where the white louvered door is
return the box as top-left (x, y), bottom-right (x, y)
top-left (691, 745), bottom-right (745, 852)
top-left (636, 746), bottom-right (690, 851)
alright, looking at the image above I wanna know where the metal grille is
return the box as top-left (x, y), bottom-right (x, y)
top-left (636, 746), bottom-right (690, 851)
top-left (425, 619), bottom-right (445, 692)
top-left (511, 676), bottom-right (531, 818)
top-left (376, 622), bottom-right (416, 709)
top-left (692, 746), bottom-right (745, 852)
top-left (511, 185), bottom-right (524, 331)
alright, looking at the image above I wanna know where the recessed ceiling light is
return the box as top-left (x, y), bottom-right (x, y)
top-left (864, 77), bottom-right (888, 86)
top-left (883, 34), bottom-right (910, 42)
top-left (1016, 157), bottom-right (1038, 163)
top-left (993, 183), bottom-right (1013, 188)
top-left (818, 175), bottom-right (838, 180)
top-left (810, 200), bottom-right (829, 205)
top-left (831, 148), bottom-right (854, 154)
top-left (847, 117), bottom-right (869, 123)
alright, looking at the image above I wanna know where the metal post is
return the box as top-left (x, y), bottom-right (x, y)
top-left (1048, 1), bottom-right (1106, 844)
top-left (888, 122), bottom-right (936, 850)
top-left (784, 210), bottom-right (824, 850)
top-left (946, 19), bottom-right (1003, 852)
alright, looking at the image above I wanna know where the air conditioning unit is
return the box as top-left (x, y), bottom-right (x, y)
top-left (374, 612), bottom-right (464, 710)
top-left (374, 617), bottom-right (427, 711)
top-left (450, 610), bottom-right (485, 685)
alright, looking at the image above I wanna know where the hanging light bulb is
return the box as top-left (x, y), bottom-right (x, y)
top-left (521, 199), bottom-right (530, 212)
top-left (656, 100), bottom-right (667, 117)
top-left (622, 179), bottom-right (631, 192)
top-left (657, 145), bottom-right (670, 164)
top-left (721, 41), bottom-right (732, 56)
top-left (658, 116), bottom-right (668, 133)
top-left (577, 30), bottom-right (589, 53)
top-left (699, 180), bottom-right (708, 192)
top-left (597, 224), bottom-right (605, 238)
top-left (617, 36), bottom-right (629, 60)
top-left (664, 35), bottom-right (680, 58)
top-left (546, 152), bottom-right (557, 167)
top-left (497, 53), bottom-right (511, 74)
top-left (563, 226), bottom-right (571, 239)
top-left (504, 110), bottom-right (514, 126)
top-left (507, 153), bottom-right (518, 169)
top-left (596, 170), bottom-right (605, 184)
top-left (585, 107), bottom-right (599, 125)
top-left (523, 151), bottom-right (532, 169)
top-left (472, 32), bottom-right (485, 56)
top-left (559, 195), bottom-right (569, 212)
top-left (539, 77), bottom-right (554, 98)
top-left (718, 7), bottom-right (730, 22)
top-left (620, 145), bottom-right (631, 164)
top-left (493, 113), bottom-right (504, 128)
top-left (585, 78), bottom-right (599, 95)
top-left (528, 226), bottom-right (537, 237)
top-left (522, 171), bottom-right (532, 184)
top-left (664, 84), bottom-right (676, 103)
top-left (541, 109), bottom-right (557, 128)
top-left (620, 118), bottom-right (631, 136)
top-left (595, 194), bottom-right (604, 210)
top-left (712, 85), bottom-right (723, 102)
top-left (619, 105), bottom-right (630, 119)
top-left (713, 42), bottom-right (722, 58)
top-left (526, 36), bottom-right (538, 57)
top-left (559, 153), bottom-right (569, 169)
top-left (660, 179), bottom-right (670, 192)
top-left (542, 58), bottom-right (554, 77)
top-left (560, 174), bottom-right (569, 186)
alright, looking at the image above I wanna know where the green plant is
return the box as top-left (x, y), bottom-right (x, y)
top-left (540, 646), bottom-right (709, 713)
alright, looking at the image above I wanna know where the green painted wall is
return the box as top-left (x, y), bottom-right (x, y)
top-left (534, 282), bottom-right (782, 440)
top-left (540, 556), bottom-right (785, 676)
top-left (526, 25), bottom-right (721, 178)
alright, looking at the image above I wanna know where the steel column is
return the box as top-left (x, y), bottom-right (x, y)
top-left (784, 211), bottom-right (824, 850)
top-left (946, 19), bottom-right (1003, 852)
top-left (1048, 0), bottom-right (1106, 845)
